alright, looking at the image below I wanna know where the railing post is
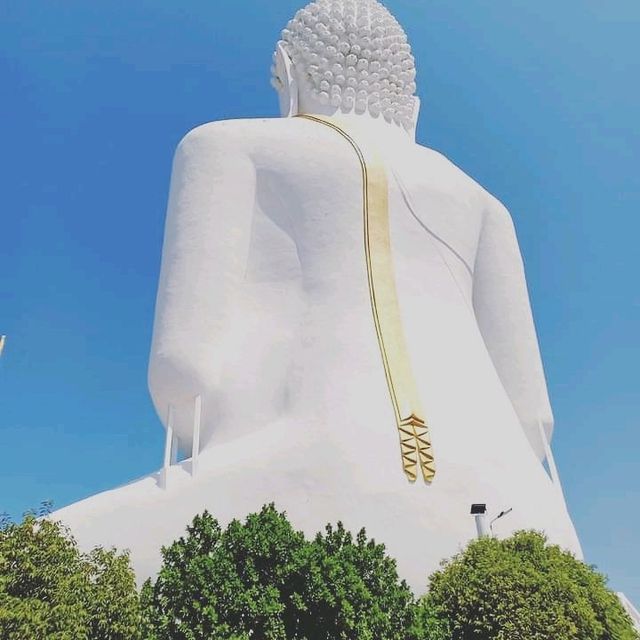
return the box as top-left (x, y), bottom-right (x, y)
top-left (160, 404), bottom-right (174, 490)
top-left (192, 395), bottom-right (202, 477)
top-left (170, 432), bottom-right (179, 465)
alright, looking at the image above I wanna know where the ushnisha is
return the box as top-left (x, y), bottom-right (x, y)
top-left (272, 0), bottom-right (417, 129)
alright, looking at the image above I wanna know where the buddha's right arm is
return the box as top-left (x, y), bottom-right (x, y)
top-left (148, 123), bottom-right (256, 435)
top-left (472, 196), bottom-right (554, 461)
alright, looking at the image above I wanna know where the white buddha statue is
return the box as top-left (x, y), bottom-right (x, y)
top-left (56, 0), bottom-right (582, 591)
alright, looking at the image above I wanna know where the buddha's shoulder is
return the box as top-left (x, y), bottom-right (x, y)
top-left (176, 117), bottom-right (321, 155)
top-left (177, 119), bottom-right (507, 213)
top-left (412, 143), bottom-right (478, 187)
top-left (411, 142), bottom-right (500, 205)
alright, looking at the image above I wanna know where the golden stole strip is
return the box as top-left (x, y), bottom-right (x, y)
top-left (298, 114), bottom-right (436, 483)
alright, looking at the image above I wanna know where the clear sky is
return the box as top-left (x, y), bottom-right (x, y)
top-left (1, 0), bottom-right (638, 602)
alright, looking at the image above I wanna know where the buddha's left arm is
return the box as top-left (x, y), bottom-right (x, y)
top-left (148, 122), bottom-right (257, 444)
top-left (472, 196), bottom-right (553, 460)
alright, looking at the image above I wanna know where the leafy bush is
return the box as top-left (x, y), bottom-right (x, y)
top-left (142, 504), bottom-right (424, 640)
top-left (4, 505), bottom-right (636, 640)
top-left (0, 511), bottom-right (141, 640)
top-left (419, 530), bottom-right (639, 640)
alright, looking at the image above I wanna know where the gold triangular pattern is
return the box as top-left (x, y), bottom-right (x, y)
top-left (400, 414), bottom-right (436, 483)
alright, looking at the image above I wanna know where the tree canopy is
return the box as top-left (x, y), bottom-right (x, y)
top-left (2, 506), bottom-right (637, 640)
top-left (0, 510), bottom-right (141, 640)
top-left (142, 504), bottom-right (426, 640)
top-left (420, 530), bottom-right (639, 640)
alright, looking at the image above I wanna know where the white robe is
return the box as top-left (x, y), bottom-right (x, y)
top-left (55, 116), bottom-right (582, 593)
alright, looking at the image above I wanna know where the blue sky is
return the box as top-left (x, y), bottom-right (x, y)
top-left (1, 0), bottom-right (638, 601)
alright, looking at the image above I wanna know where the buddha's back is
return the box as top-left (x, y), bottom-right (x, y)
top-left (149, 116), bottom-right (488, 451)
top-left (138, 114), bottom-right (583, 590)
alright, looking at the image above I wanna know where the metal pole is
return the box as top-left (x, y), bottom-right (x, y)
top-left (490, 508), bottom-right (513, 536)
top-left (160, 404), bottom-right (174, 490)
top-left (170, 433), bottom-right (179, 465)
top-left (192, 395), bottom-right (202, 477)
top-left (475, 514), bottom-right (490, 538)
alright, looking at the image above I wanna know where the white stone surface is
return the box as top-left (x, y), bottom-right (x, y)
top-left (55, 0), bottom-right (582, 594)
top-left (618, 593), bottom-right (640, 632)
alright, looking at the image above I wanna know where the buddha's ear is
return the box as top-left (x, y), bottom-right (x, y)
top-left (274, 42), bottom-right (299, 118)
top-left (409, 96), bottom-right (421, 142)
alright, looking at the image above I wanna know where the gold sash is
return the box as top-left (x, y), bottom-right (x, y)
top-left (298, 114), bottom-right (436, 483)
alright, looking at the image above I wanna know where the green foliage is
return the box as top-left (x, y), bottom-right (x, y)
top-left (0, 512), bottom-right (142, 640)
top-left (4, 506), bottom-right (636, 640)
top-left (143, 504), bottom-right (422, 640)
top-left (289, 522), bottom-right (418, 640)
top-left (85, 547), bottom-right (142, 640)
top-left (419, 530), bottom-right (639, 640)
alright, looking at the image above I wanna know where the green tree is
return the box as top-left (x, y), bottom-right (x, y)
top-left (0, 511), bottom-right (142, 640)
top-left (290, 522), bottom-right (418, 640)
top-left (143, 504), bottom-right (424, 640)
top-left (419, 530), bottom-right (639, 640)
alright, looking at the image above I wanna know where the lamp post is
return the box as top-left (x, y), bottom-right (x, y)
top-left (490, 508), bottom-right (513, 535)
top-left (471, 504), bottom-right (513, 539)
top-left (470, 504), bottom-right (489, 538)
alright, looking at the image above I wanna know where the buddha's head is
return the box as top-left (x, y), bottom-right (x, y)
top-left (272, 0), bottom-right (419, 134)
